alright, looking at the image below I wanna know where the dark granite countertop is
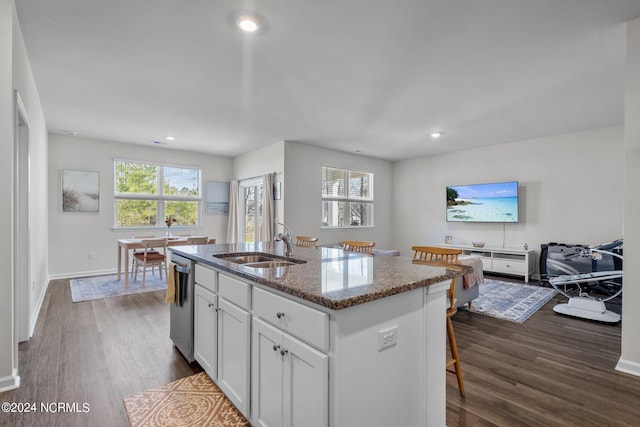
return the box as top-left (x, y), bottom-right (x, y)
top-left (169, 241), bottom-right (470, 311)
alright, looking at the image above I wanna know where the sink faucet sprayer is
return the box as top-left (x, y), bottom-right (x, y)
top-left (275, 222), bottom-right (293, 257)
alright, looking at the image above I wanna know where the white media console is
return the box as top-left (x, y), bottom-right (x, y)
top-left (437, 244), bottom-right (536, 282)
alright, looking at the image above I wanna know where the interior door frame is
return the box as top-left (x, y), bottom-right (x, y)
top-left (239, 178), bottom-right (263, 242)
top-left (14, 90), bottom-right (31, 347)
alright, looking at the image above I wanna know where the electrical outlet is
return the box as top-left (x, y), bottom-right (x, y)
top-left (88, 251), bottom-right (96, 260)
top-left (378, 326), bottom-right (398, 351)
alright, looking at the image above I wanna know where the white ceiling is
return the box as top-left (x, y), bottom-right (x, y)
top-left (15, 0), bottom-right (640, 161)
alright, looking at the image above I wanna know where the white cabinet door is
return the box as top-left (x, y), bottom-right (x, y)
top-left (217, 297), bottom-right (251, 418)
top-left (283, 334), bottom-right (328, 427)
top-left (194, 284), bottom-right (217, 380)
top-left (252, 318), bottom-right (285, 427)
top-left (252, 318), bottom-right (329, 427)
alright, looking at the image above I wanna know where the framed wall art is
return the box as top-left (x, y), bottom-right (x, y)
top-left (62, 169), bottom-right (100, 213)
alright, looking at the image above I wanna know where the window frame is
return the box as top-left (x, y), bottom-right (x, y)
top-left (321, 164), bottom-right (374, 229)
top-left (113, 158), bottom-right (203, 230)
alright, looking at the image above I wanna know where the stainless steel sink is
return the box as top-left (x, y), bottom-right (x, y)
top-left (244, 260), bottom-right (297, 268)
top-left (214, 252), bottom-right (306, 268)
top-left (223, 255), bottom-right (278, 264)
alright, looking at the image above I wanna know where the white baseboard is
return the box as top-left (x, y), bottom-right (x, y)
top-left (0, 370), bottom-right (20, 392)
top-left (48, 268), bottom-right (117, 280)
top-left (616, 358), bottom-right (640, 377)
top-left (28, 278), bottom-right (49, 339)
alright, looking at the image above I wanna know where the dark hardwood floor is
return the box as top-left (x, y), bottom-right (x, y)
top-left (0, 278), bottom-right (201, 427)
top-left (447, 276), bottom-right (637, 427)
top-left (1, 275), bottom-right (638, 426)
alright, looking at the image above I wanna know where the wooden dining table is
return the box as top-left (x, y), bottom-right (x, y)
top-left (117, 237), bottom-right (203, 289)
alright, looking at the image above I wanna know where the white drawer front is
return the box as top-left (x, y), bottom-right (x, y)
top-left (253, 287), bottom-right (329, 351)
top-left (195, 264), bottom-right (217, 293)
top-left (492, 259), bottom-right (526, 274)
top-left (219, 273), bottom-right (251, 310)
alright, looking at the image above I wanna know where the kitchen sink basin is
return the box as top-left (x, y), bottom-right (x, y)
top-left (244, 260), bottom-right (297, 268)
top-left (223, 255), bottom-right (278, 264)
top-left (214, 252), bottom-right (306, 268)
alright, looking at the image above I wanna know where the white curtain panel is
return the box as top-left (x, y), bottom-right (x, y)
top-left (226, 180), bottom-right (240, 243)
top-left (261, 173), bottom-right (276, 241)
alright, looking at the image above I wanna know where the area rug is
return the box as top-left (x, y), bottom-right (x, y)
top-left (70, 273), bottom-right (166, 302)
top-left (123, 372), bottom-right (249, 427)
top-left (463, 279), bottom-right (557, 323)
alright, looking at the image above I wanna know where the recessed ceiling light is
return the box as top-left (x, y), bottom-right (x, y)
top-left (236, 15), bottom-right (261, 33)
top-left (165, 136), bottom-right (175, 141)
top-left (430, 132), bottom-right (443, 138)
top-left (63, 130), bottom-right (77, 136)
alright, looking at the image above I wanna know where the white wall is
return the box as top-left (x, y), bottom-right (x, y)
top-left (392, 127), bottom-right (624, 263)
top-left (283, 141), bottom-right (394, 249)
top-left (0, 0), bottom-right (49, 392)
top-left (0, 0), bottom-right (15, 391)
top-left (618, 17), bottom-right (640, 376)
top-left (48, 134), bottom-right (233, 277)
top-left (12, 0), bottom-right (49, 340)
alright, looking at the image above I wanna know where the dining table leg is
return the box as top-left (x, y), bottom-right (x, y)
top-left (117, 244), bottom-right (122, 281)
top-left (124, 246), bottom-right (130, 289)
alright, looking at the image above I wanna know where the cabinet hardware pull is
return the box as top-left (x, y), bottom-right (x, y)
top-left (276, 311), bottom-right (285, 318)
top-left (273, 344), bottom-right (280, 351)
top-left (280, 349), bottom-right (289, 356)
top-left (208, 303), bottom-right (214, 308)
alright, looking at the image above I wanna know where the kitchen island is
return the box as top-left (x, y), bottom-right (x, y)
top-left (169, 241), bottom-right (470, 427)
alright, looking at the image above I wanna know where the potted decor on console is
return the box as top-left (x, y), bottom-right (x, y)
top-left (165, 215), bottom-right (177, 237)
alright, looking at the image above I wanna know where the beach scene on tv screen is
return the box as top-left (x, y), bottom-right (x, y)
top-left (446, 181), bottom-right (519, 222)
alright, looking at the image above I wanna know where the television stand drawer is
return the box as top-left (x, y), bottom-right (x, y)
top-left (492, 259), bottom-right (526, 274)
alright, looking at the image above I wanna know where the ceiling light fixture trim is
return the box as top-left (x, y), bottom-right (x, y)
top-left (236, 14), bottom-right (261, 33)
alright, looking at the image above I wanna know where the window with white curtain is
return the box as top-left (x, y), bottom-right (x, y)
top-left (321, 165), bottom-right (374, 228)
top-left (114, 160), bottom-right (201, 228)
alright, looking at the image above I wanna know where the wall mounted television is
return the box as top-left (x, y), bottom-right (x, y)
top-left (446, 181), bottom-right (519, 223)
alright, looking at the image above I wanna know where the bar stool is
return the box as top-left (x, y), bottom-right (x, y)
top-left (340, 240), bottom-right (375, 253)
top-left (296, 235), bottom-right (319, 248)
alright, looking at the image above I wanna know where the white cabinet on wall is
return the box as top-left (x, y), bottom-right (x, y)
top-left (252, 318), bottom-right (328, 427)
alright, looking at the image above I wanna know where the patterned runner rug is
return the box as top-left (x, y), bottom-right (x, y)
top-left (70, 273), bottom-right (166, 302)
top-left (463, 278), bottom-right (557, 323)
top-left (123, 372), bottom-right (249, 427)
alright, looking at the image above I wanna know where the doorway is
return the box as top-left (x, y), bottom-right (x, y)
top-left (14, 91), bottom-right (31, 348)
top-left (240, 179), bottom-right (263, 242)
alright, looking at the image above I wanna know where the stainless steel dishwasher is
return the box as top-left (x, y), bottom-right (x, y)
top-left (169, 251), bottom-right (195, 363)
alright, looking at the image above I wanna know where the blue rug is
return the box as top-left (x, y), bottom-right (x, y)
top-left (463, 279), bottom-right (557, 323)
top-left (70, 273), bottom-right (167, 302)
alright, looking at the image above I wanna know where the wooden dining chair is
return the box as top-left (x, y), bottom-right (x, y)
top-left (132, 238), bottom-right (167, 287)
top-left (131, 235), bottom-right (157, 277)
top-left (186, 236), bottom-right (209, 244)
top-left (340, 240), bottom-right (376, 254)
top-left (411, 245), bottom-right (465, 397)
top-left (296, 235), bottom-right (318, 248)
